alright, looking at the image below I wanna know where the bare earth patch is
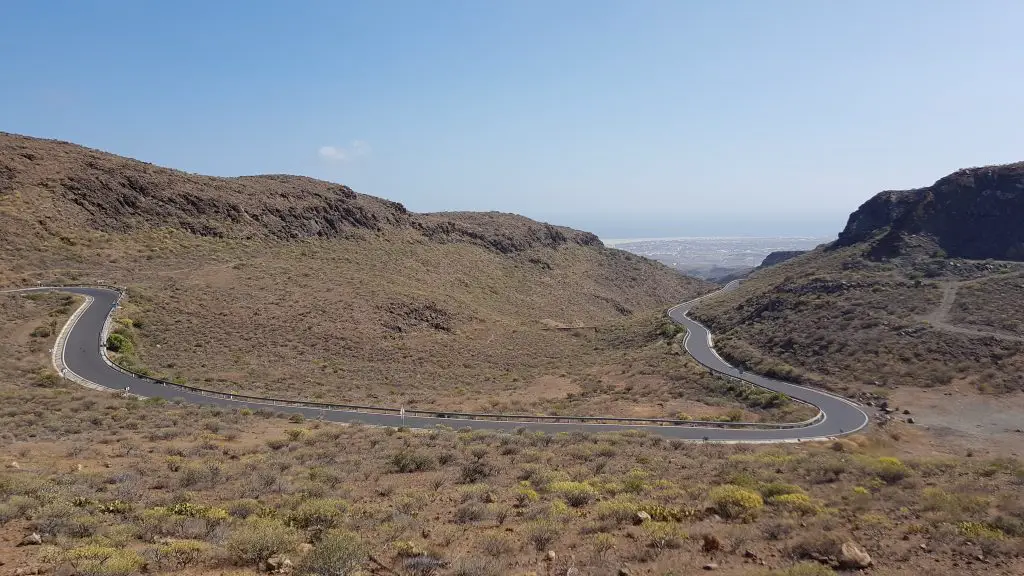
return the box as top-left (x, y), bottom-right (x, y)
top-left (888, 385), bottom-right (1024, 457)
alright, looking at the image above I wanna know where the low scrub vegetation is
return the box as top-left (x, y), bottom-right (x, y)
top-left (2, 243), bottom-right (1023, 576)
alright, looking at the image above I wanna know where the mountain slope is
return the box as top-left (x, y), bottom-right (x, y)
top-left (0, 133), bottom-right (813, 422)
top-left (694, 162), bottom-right (1024, 402)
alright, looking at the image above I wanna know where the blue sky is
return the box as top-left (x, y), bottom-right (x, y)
top-left (2, 1), bottom-right (1023, 238)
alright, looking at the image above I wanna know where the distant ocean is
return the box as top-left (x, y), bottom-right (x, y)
top-left (604, 236), bottom-right (832, 276)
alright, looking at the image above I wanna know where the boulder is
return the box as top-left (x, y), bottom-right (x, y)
top-left (703, 563), bottom-right (719, 570)
top-left (264, 555), bottom-right (293, 574)
top-left (18, 533), bottom-right (42, 546)
top-left (634, 511), bottom-right (652, 525)
top-left (839, 542), bottom-right (872, 569)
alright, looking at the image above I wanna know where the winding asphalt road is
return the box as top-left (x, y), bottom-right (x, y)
top-left (5, 285), bottom-right (867, 442)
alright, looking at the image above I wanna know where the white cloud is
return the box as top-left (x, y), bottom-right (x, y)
top-left (318, 140), bottom-right (371, 163)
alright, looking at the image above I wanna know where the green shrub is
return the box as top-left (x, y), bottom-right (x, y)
top-left (874, 457), bottom-right (908, 484)
top-left (990, 515), bottom-right (1024, 537)
top-left (0, 502), bottom-right (19, 524)
top-left (35, 369), bottom-right (62, 387)
top-left (151, 539), bottom-right (212, 570)
top-left (0, 494), bottom-right (39, 523)
top-left (460, 459), bottom-right (494, 484)
top-left (642, 521), bottom-right (686, 549)
top-left (455, 502), bottom-right (488, 523)
top-left (921, 487), bottom-right (989, 519)
top-left (226, 517), bottom-right (301, 565)
top-left (389, 450), bottom-right (438, 473)
top-left (789, 532), bottom-right (844, 561)
top-left (709, 484), bottom-right (764, 521)
top-left (594, 498), bottom-right (640, 525)
top-left (297, 529), bottom-right (365, 576)
top-left (226, 499), bottom-right (270, 519)
top-left (514, 484), bottom-right (539, 507)
top-left (161, 502), bottom-right (229, 520)
top-left (957, 521), bottom-right (1005, 540)
top-left (97, 500), bottom-right (133, 514)
top-left (525, 520), bottom-right (560, 551)
top-left (266, 437), bottom-right (290, 450)
top-left (549, 481), bottom-right (598, 507)
top-left (767, 493), bottom-right (822, 516)
top-left (105, 333), bottom-right (133, 354)
top-left (622, 469), bottom-right (649, 494)
top-left (66, 545), bottom-right (145, 576)
top-left (32, 501), bottom-right (96, 537)
top-left (290, 498), bottom-right (348, 531)
top-left (758, 483), bottom-right (805, 499)
top-left (480, 532), bottom-right (515, 557)
top-left (639, 503), bottom-right (701, 522)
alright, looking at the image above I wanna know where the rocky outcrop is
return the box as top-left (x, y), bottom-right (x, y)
top-left (415, 212), bottom-right (602, 254)
top-left (838, 542), bottom-right (872, 569)
top-left (834, 162), bottom-right (1024, 260)
top-left (759, 251), bottom-right (806, 268)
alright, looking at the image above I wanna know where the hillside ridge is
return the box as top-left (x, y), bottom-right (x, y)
top-left (0, 131), bottom-right (601, 255)
top-left (834, 161), bottom-right (1024, 261)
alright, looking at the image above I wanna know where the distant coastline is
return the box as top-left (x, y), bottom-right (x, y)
top-left (603, 235), bottom-right (834, 247)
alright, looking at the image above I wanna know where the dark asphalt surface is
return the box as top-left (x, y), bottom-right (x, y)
top-left (9, 285), bottom-right (867, 441)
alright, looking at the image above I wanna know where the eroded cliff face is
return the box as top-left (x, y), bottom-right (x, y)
top-left (834, 162), bottom-right (1024, 260)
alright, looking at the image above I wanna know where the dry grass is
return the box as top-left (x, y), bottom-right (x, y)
top-left (1, 296), bottom-right (1023, 575)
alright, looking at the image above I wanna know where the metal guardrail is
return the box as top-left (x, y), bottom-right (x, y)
top-left (40, 283), bottom-right (825, 430)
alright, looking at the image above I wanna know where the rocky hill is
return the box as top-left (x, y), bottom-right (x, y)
top-left (0, 132), bottom-right (725, 418)
top-left (834, 161), bottom-right (1024, 261)
top-left (694, 162), bottom-right (1024, 401)
top-left (0, 132), bottom-right (600, 254)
